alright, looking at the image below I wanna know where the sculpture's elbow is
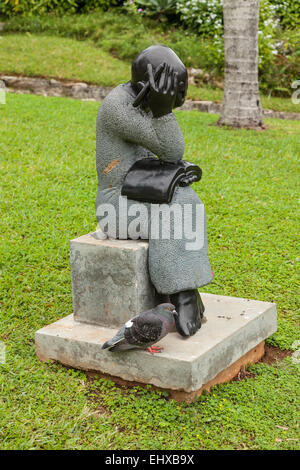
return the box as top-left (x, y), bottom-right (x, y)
top-left (159, 139), bottom-right (185, 163)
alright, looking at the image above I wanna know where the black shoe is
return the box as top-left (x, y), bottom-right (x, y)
top-left (155, 292), bottom-right (170, 304)
top-left (197, 291), bottom-right (205, 319)
top-left (170, 289), bottom-right (205, 337)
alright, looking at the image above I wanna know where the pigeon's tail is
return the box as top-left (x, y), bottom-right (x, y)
top-left (101, 340), bottom-right (113, 350)
top-left (103, 342), bottom-right (124, 352)
top-left (101, 325), bottom-right (127, 351)
top-left (101, 337), bottom-right (131, 352)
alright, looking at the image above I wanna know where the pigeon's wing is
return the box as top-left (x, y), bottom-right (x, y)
top-left (124, 312), bottom-right (163, 347)
top-left (102, 308), bottom-right (161, 351)
top-left (101, 313), bottom-right (142, 351)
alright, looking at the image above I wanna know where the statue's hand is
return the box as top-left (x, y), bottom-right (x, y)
top-left (147, 63), bottom-right (178, 118)
top-left (179, 174), bottom-right (199, 187)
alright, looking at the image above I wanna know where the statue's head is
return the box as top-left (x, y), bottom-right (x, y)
top-left (131, 45), bottom-right (188, 108)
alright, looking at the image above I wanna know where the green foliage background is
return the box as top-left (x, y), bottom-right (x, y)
top-left (1, 0), bottom-right (299, 96)
top-left (0, 0), bottom-right (120, 16)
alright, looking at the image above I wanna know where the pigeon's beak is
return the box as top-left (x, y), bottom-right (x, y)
top-left (172, 309), bottom-right (178, 317)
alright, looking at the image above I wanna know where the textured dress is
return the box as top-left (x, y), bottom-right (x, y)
top-left (96, 83), bottom-right (213, 295)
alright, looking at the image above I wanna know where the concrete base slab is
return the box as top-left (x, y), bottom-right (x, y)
top-left (85, 341), bottom-right (265, 403)
top-left (35, 293), bottom-right (277, 399)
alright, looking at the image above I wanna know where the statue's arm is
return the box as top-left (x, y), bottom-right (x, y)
top-left (151, 114), bottom-right (185, 162)
top-left (102, 93), bottom-right (185, 163)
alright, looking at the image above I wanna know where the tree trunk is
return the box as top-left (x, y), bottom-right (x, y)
top-left (218, 0), bottom-right (264, 129)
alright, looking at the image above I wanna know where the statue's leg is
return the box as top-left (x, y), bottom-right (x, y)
top-left (96, 188), bottom-right (170, 305)
top-left (96, 186), bottom-right (212, 337)
top-left (148, 186), bottom-right (213, 337)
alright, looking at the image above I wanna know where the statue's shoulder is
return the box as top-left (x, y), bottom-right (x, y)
top-left (100, 84), bottom-right (133, 113)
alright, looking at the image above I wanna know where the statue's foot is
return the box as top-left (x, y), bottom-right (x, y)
top-left (197, 291), bottom-right (205, 319)
top-left (156, 292), bottom-right (170, 304)
top-left (170, 289), bottom-right (204, 337)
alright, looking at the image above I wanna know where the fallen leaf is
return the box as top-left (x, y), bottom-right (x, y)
top-left (104, 159), bottom-right (120, 174)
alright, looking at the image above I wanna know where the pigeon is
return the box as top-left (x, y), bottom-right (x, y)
top-left (101, 303), bottom-right (178, 354)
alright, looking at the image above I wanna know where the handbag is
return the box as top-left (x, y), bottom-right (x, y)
top-left (121, 157), bottom-right (202, 204)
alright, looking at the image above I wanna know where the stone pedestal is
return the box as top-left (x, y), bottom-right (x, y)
top-left (70, 233), bottom-right (158, 328)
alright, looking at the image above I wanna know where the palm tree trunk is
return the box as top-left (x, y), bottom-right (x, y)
top-left (218, 0), bottom-right (264, 129)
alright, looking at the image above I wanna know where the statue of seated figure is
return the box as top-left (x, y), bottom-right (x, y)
top-left (95, 45), bottom-right (213, 337)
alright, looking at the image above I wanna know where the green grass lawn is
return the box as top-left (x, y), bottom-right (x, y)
top-left (0, 93), bottom-right (299, 450)
top-left (0, 34), bottom-right (130, 87)
top-left (1, 20), bottom-right (300, 114)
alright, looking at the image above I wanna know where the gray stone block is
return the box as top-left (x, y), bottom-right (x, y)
top-left (35, 293), bottom-right (277, 394)
top-left (70, 232), bottom-right (158, 328)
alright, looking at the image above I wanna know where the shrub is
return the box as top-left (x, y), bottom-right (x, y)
top-left (0, 0), bottom-right (76, 16)
top-left (269, 0), bottom-right (300, 30)
top-left (135, 0), bottom-right (177, 15)
top-left (175, 0), bottom-right (300, 36)
top-left (76, 0), bottom-right (122, 13)
top-left (259, 28), bottom-right (300, 96)
top-left (258, 0), bottom-right (300, 95)
top-left (176, 0), bottom-right (223, 37)
top-left (0, 0), bottom-right (121, 17)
